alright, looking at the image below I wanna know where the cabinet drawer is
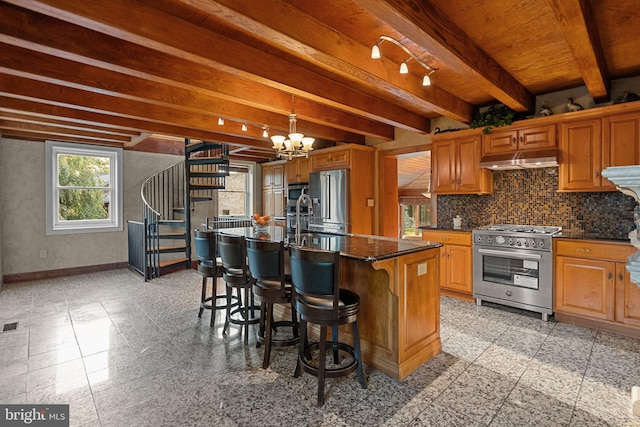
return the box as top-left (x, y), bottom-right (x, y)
top-left (422, 230), bottom-right (471, 246)
top-left (555, 239), bottom-right (634, 260)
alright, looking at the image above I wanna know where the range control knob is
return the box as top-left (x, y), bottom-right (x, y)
top-left (539, 241), bottom-right (545, 247)
top-left (495, 236), bottom-right (505, 245)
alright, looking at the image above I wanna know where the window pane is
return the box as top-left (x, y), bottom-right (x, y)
top-left (218, 170), bottom-right (248, 216)
top-left (58, 154), bottom-right (110, 187)
top-left (59, 189), bottom-right (110, 220)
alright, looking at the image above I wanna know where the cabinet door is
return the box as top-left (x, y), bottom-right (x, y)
top-left (298, 157), bottom-right (310, 182)
top-left (432, 140), bottom-right (456, 193)
top-left (272, 188), bottom-right (284, 217)
top-left (558, 119), bottom-right (602, 191)
top-left (483, 129), bottom-right (517, 155)
top-left (272, 164), bottom-right (284, 189)
top-left (262, 165), bottom-right (274, 189)
top-left (285, 161), bottom-right (298, 184)
top-left (262, 189), bottom-right (274, 215)
top-left (555, 256), bottom-right (615, 320)
top-left (442, 245), bottom-right (472, 294)
top-left (519, 125), bottom-right (556, 150)
top-left (457, 135), bottom-right (483, 193)
top-left (603, 113), bottom-right (640, 190)
top-left (615, 262), bottom-right (640, 327)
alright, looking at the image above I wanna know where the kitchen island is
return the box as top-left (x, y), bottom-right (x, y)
top-left (215, 226), bottom-right (443, 380)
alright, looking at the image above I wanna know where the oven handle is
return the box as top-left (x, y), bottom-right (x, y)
top-left (476, 248), bottom-right (542, 260)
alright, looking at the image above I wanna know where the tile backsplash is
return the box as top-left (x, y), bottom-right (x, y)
top-left (437, 167), bottom-right (636, 239)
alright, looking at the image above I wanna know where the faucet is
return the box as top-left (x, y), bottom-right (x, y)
top-left (295, 190), bottom-right (313, 244)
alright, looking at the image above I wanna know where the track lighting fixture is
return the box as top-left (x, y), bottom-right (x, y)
top-left (217, 117), bottom-right (224, 125)
top-left (371, 35), bottom-right (438, 86)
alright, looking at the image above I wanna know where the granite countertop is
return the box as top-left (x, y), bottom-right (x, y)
top-left (214, 226), bottom-right (442, 262)
top-left (419, 226), bottom-right (474, 233)
top-left (420, 225), bottom-right (633, 242)
top-left (553, 229), bottom-right (632, 242)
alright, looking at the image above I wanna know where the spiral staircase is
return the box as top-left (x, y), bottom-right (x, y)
top-left (127, 139), bottom-right (229, 281)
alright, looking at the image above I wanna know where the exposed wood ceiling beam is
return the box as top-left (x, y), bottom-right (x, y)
top-left (546, 0), bottom-right (610, 102)
top-left (6, 0), bottom-right (429, 134)
top-left (161, 0), bottom-right (472, 123)
top-left (0, 94), bottom-right (275, 150)
top-left (353, 0), bottom-right (535, 112)
top-left (0, 3), bottom-right (394, 141)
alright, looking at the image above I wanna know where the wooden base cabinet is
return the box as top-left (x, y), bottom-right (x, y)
top-left (423, 230), bottom-right (473, 301)
top-left (555, 239), bottom-right (639, 336)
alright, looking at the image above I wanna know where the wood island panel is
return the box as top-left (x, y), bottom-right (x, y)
top-left (335, 247), bottom-right (441, 380)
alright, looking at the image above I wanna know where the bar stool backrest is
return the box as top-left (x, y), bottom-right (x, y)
top-left (246, 238), bottom-right (284, 278)
top-left (194, 229), bottom-right (217, 263)
top-left (218, 233), bottom-right (248, 276)
top-left (289, 245), bottom-right (341, 315)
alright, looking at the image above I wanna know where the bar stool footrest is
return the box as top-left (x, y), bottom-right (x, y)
top-left (299, 341), bottom-right (358, 379)
top-left (257, 320), bottom-right (300, 347)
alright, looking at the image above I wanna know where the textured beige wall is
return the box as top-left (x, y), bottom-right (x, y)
top-left (0, 138), bottom-right (183, 276)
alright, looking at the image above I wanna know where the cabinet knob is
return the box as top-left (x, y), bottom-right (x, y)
top-left (595, 171), bottom-right (600, 178)
top-left (608, 272), bottom-right (613, 280)
top-left (512, 137), bottom-right (516, 144)
top-left (618, 272), bottom-right (624, 281)
top-left (519, 136), bottom-right (524, 142)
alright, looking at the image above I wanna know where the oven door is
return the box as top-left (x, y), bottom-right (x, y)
top-left (473, 245), bottom-right (553, 312)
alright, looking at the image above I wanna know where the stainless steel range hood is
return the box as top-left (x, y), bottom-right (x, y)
top-left (479, 148), bottom-right (559, 170)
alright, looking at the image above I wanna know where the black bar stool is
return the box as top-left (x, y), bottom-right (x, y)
top-left (289, 245), bottom-right (367, 406)
top-left (194, 229), bottom-right (239, 327)
top-left (217, 233), bottom-right (260, 344)
top-left (246, 238), bottom-right (299, 369)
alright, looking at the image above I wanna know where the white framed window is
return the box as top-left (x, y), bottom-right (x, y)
top-left (217, 163), bottom-right (253, 217)
top-left (46, 141), bottom-right (123, 235)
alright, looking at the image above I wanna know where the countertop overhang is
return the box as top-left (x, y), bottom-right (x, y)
top-left (213, 226), bottom-right (441, 262)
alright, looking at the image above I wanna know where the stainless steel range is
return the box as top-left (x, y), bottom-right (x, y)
top-left (472, 225), bottom-right (562, 321)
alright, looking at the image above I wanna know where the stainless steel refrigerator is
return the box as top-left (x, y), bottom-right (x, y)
top-left (308, 169), bottom-right (348, 233)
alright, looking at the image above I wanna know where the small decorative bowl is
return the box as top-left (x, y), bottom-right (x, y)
top-left (252, 217), bottom-right (269, 232)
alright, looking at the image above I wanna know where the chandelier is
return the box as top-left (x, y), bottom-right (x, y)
top-left (371, 36), bottom-right (437, 86)
top-left (270, 95), bottom-right (314, 160)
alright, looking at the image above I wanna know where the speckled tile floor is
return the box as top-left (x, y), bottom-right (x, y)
top-left (1, 268), bottom-right (639, 426)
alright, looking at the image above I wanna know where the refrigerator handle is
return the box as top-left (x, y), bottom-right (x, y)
top-left (323, 173), bottom-right (330, 219)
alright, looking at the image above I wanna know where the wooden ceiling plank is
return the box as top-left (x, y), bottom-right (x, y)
top-left (1, 128), bottom-right (123, 146)
top-left (3, 0), bottom-right (428, 133)
top-left (0, 42), bottom-right (362, 143)
top-left (159, 0), bottom-right (472, 122)
top-left (0, 118), bottom-right (131, 142)
top-left (0, 3), bottom-right (395, 140)
top-left (352, 0), bottom-right (535, 112)
top-left (0, 111), bottom-right (140, 136)
top-left (0, 95), bottom-right (278, 150)
top-left (546, 0), bottom-right (610, 102)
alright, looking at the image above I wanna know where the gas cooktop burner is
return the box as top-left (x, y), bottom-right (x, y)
top-left (477, 224), bottom-right (562, 235)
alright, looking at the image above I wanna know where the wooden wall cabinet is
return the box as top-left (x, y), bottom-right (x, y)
top-left (432, 134), bottom-right (492, 194)
top-left (482, 124), bottom-right (556, 155)
top-left (285, 156), bottom-right (310, 184)
top-left (422, 230), bottom-right (473, 300)
top-left (555, 239), bottom-right (639, 335)
top-left (310, 148), bottom-right (350, 171)
top-left (261, 161), bottom-right (286, 217)
top-left (558, 109), bottom-right (640, 191)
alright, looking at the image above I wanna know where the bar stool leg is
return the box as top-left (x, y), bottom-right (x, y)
top-left (331, 325), bottom-right (339, 364)
top-left (317, 325), bottom-right (327, 407)
top-left (262, 302), bottom-right (274, 369)
top-left (294, 319), bottom-right (307, 378)
top-left (199, 276), bottom-right (207, 318)
top-left (223, 284), bottom-right (232, 336)
top-left (352, 320), bottom-right (367, 389)
top-left (257, 300), bottom-right (267, 349)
